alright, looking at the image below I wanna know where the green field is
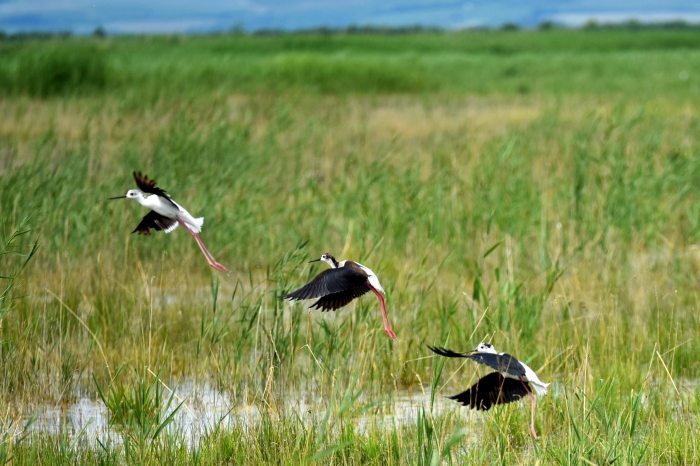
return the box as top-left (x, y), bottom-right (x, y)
top-left (1, 30), bottom-right (699, 464)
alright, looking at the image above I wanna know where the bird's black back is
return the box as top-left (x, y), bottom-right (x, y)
top-left (467, 352), bottom-right (526, 378)
top-left (429, 346), bottom-right (527, 379)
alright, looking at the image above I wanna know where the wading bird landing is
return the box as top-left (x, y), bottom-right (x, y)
top-left (110, 171), bottom-right (228, 272)
top-left (429, 343), bottom-right (549, 438)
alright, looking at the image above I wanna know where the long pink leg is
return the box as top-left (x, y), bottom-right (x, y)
top-left (192, 233), bottom-right (228, 272)
top-left (178, 221), bottom-right (228, 272)
top-left (178, 221), bottom-right (217, 264)
top-left (523, 382), bottom-right (538, 439)
top-left (369, 286), bottom-right (396, 340)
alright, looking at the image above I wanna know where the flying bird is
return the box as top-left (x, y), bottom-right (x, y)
top-left (429, 343), bottom-right (549, 438)
top-left (284, 253), bottom-right (396, 340)
top-left (109, 171), bottom-right (228, 272)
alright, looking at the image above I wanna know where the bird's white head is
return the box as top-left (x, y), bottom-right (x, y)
top-left (320, 253), bottom-right (337, 268)
top-left (475, 342), bottom-right (497, 354)
top-left (125, 189), bottom-right (143, 200)
top-left (310, 252), bottom-right (339, 268)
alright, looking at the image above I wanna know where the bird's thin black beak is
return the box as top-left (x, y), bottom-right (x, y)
top-left (108, 195), bottom-right (126, 200)
top-left (308, 259), bottom-right (321, 263)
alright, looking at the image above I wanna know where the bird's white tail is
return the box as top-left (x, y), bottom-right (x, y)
top-left (532, 382), bottom-right (549, 396)
top-left (189, 217), bottom-right (204, 234)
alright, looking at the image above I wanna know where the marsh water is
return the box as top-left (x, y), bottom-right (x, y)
top-left (14, 378), bottom-right (695, 448)
top-left (15, 381), bottom-right (457, 447)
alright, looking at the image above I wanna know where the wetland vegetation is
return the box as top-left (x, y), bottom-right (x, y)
top-left (0, 29), bottom-right (699, 464)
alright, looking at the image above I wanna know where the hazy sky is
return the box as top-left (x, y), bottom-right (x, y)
top-left (1, 0), bottom-right (700, 34)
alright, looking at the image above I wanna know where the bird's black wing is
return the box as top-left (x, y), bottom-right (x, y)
top-left (448, 372), bottom-right (529, 410)
top-left (133, 171), bottom-right (178, 208)
top-left (466, 352), bottom-right (527, 378)
top-left (428, 346), bottom-right (471, 359)
top-left (284, 266), bottom-right (369, 301)
top-left (132, 211), bottom-right (178, 235)
top-left (310, 286), bottom-right (371, 312)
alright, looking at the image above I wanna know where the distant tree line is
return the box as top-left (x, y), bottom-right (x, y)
top-left (1, 20), bottom-right (699, 40)
top-left (244, 20), bottom-right (700, 35)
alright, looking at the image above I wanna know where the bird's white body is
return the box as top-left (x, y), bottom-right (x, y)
top-left (128, 190), bottom-right (204, 234)
top-left (517, 361), bottom-right (549, 396)
top-left (476, 343), bottom-right (549, 396)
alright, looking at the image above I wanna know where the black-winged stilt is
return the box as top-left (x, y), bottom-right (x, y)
top-left (429, 343), bottom-right (549, 438)
top-left (284, 252), bottom-right (397, 340)
top-left (109, 171), bottom-right (228, 272)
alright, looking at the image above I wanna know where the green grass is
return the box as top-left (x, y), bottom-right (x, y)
top-left (0, 29), bottom-right (699, 464)
top-left (1, 30), bottom-right (700, 98)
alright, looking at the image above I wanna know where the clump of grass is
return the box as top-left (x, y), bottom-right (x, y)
top-left (0, 219), bottom-right (37, 462)
top-left (0, 415), bottom-right (32, 464)
top-left (95, 368), bottom-right (183, 464)
top-left (15, 43), bottom-right (108, 96)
